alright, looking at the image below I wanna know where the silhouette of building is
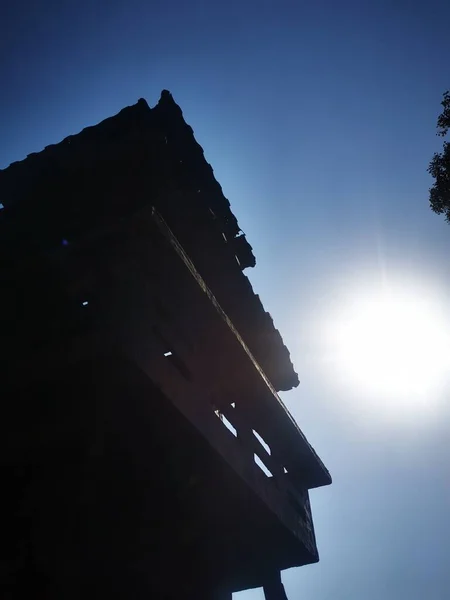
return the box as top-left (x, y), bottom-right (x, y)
top-left (0, 91), bottom-right (331, 599)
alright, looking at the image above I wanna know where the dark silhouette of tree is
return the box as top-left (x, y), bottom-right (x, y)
top-left (428, 91), bottom-right (450, 220)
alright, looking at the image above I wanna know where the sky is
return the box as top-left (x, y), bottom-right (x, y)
top-left (2, 1), bottom-right (450, 598)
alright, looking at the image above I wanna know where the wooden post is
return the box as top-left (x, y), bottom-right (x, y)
top-left (263, 571), bottom-right (289, 600)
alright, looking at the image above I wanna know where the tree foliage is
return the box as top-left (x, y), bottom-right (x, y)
top-left (428, 91), bottom-right (450, 220)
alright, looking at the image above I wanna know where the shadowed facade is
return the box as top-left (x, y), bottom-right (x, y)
top-left (0, 91), bottom-right (330, 599)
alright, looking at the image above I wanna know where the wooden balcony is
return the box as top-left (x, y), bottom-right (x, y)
top-left (2, 205), bottom-right (330, 598)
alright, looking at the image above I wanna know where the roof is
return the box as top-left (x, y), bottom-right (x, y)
top-left (0, 90), bottom-right (299, 392)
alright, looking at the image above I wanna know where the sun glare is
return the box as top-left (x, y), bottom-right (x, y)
top-left (325, 285), bottom-right (450, 408)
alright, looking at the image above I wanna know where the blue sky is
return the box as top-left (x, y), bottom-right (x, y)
top-left (2, 1), bottom-right (450, 598)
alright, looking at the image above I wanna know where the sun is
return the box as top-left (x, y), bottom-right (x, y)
top-left (325, 285), bottom-right (450, 406)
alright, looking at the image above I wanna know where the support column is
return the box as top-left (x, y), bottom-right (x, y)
top-left (263, 571), bottom-right (288, 600)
